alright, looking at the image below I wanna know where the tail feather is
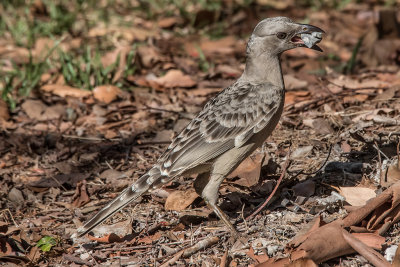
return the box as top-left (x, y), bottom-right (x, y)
top-left (76, 167), bottom-right (161, 237)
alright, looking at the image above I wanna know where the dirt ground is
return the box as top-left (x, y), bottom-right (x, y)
top-left (1, 1), bottom-right (400, 266)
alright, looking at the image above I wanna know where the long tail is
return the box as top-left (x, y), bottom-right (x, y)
top-left (76, 167), bottom-right (162, 237)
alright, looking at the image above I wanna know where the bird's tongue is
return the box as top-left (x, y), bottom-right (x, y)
top-left (291, 35), bottom-right (303, 44)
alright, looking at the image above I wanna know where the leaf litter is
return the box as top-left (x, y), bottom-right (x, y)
top-left (1, 1), bottom-right (400, 266)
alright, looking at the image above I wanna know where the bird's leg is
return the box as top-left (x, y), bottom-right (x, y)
top-left (194, 171), bottom-right (239, 237)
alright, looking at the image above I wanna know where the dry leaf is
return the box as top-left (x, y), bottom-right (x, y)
top-left (93, 85), bottom-right (121, 104)
top-left (200, 36), bottom-right (236, 56)
top-left (87, 233), bottom-right (122, 243)
top-left (228, 153), bottom-right (265, 187)
top-left (158, 17), bottom-right (182, 28)
top-left (284, 74), bottom-right (308, 90)
top-left (72, 180), bottom-right (90, 208)
top-left (246, 246), bottom-right (269, 264)
top-left (292, 180), bottom-right (316, 197)
top-left (21, 100), bottom-right (47, 120)
top-left (381, 161), bottom-right (400, 188)
top-left (0, 99), bottom-right (9, 121)
top-left (339, 187), bottom-right (376, 206)
top-left (41, 84), bottom-right (92, 98)
top-left (155, 69), bottom-right (196, 88)
top-left (137, 46), bottom-right (161, 68)
top-left (165, 188), bottom-right (198, 211)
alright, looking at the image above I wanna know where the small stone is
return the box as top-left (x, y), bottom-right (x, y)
top-left (385, 245), bottom-right (398, 262)
top-left (8, 188), bottom-right (24, 203)
top-left (300, 32), bottom-right (322, 48)
top-left (267, 245), bottom-right (279, 256)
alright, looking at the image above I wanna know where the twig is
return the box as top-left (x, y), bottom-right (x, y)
top-left (159, 250), bottom-right (184, 267)
top-left (373, 142), bottom-right (390, 160)
top-left (241, 204), bottom-right (248, 233)
top-left (325, 78), bottom-right (389, 91)
top-left (49, 175), bottom-right (68, 191)
top-left (292, 144), bottom-right (333, 178)
top-left (182, 236), bottom-right (219, 257)
top-left (376, 141), bottom-right (383, 184)
top-left (62, 134), bottom-right (122, 142)
top-left (246, 148), bottom-right (291, 221)
top-left (2, 209), bottom-right (19, 227)
top-left (220, 249), bottom-right (229, 267)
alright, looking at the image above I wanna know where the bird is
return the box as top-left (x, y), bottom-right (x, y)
top-left (76, 17), bottom-right (324, 237)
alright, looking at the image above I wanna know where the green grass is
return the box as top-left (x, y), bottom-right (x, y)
top-left (58, 45), bottom-right (137, 90)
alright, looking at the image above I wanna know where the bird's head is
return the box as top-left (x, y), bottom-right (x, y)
top-left (247, 17), bottom-right (325, 56)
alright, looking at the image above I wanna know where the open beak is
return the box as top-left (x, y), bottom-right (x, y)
top-left (291, 24), bottom-right (325, 52)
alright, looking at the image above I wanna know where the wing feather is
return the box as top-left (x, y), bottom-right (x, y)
top-left (159, 81), bottom-right (284, 175)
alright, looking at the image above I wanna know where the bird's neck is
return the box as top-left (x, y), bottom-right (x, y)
top-left (241, 53), bottom-right (284, 88)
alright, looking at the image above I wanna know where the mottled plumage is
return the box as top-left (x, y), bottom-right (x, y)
top-left (76, 17), bottom-right (324, 237)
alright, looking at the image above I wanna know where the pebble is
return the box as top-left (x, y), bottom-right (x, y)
top-left (385, 245), bottom-right (398, 262)
top-left (301, 32), bottom-right (322, 48)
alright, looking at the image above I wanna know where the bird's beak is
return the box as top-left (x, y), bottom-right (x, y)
top-left (290, 24), bottom-right (325, 52)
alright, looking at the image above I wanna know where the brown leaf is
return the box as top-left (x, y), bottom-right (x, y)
top-left (155, 69), bottom-right (196, 88)
top-left (228, 153), bottom-right (265, 187)
top-left (165, 188), bottom-right (198, 211)
top-left (0, 99), bottom-right (9, 121)
top-left (200, 36), bottom-right (236, 57)
top-left (72, 180), bottom-right (90, 208)
top-left (286, 258), bottom-right (318, 267)
top-left (87, 233), bottom-right (122, 243)
top-left (292, 180), bottom-right (316, 197)
top-left (21, 100), bottom-right (47, 120)
top-left (215, 64), bottom-right (241, 78)
top-left (137, 232), bottom-right (162, 245)
top-left (338, 186), bottom-right (376, 206)
top-left (284, 74), bottom-right (308, 90)
top-left (41, 84), bottom-right (92, 98)
top-left (93, 85), bottom-right (121, 104)
top-left (343, 94), bottom-right (369, 103)
top-left (342, 229), bottom-right (391, 267)
top-left (381, 161), bottom-right (400, 188)
top-left (158, 17), bottom-right (182, 28)
top-left (246, 246), bottom-right (269, 264)
top-left (137, 46), bottom-right (161, 68)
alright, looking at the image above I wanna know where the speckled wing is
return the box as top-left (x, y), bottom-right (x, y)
top-left (159, 81), bottom-right (284, 176)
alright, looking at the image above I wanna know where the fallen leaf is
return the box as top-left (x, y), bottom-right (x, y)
top-left (158, 17), bottom-right (182, 28)
top-left (343, 94), bottom-right (369, 103)
top-left (72, 180), bottom-right (90, 208)
top-left (21, 100), bottom-right (47, 120)
top-left (93, 85), bottom-right (121, 104)
top-left (155, 69), bottom-right (196, 88)
top-left (228, 153), bottom-right (265, 187)
top-left (200, 36), bottom-right (236, 57)
top-left (284, 74), bottom-right (308, 90)
top-left (381, 161), bottom-right (400, 188)
top-left (339, 187), bottom-right (376, 206)
top-left (137, 232), bottom-right (162, 245)
top-left (292, 180), bottom-right (316, 197)
top-left (165, 188), bottom-right (198, 211)
top-left (246, 246), bottom-right (269, 264)
top-left (137, 46), bottom-right (161, 68)
top-left (87, 233), bottom-right (122, 243)
top-left (0, 99), bottom-right (9, 121)
top-left (216, 64), bottom-right (241, 78)
top-left (41, 84), bottom-right (92, 98)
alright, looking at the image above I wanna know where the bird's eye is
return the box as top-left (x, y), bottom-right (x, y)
top-left (276, 32), bottom-right (287, 39)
